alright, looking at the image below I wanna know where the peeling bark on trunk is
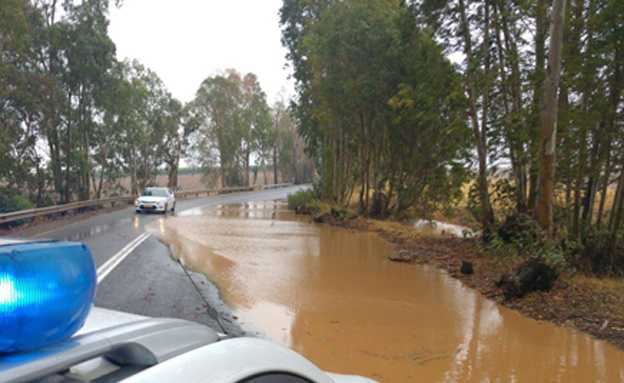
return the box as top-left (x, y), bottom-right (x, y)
top-left (535, 0), bottom-right (567, 239)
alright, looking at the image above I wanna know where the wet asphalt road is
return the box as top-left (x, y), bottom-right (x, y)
top-left (18, 186), bottom-right (306, 335)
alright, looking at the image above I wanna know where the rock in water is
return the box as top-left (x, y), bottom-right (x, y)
top-left (496, 258), bottom-right (558, 300)
top-left (461, 261), bottom-right (474, 274)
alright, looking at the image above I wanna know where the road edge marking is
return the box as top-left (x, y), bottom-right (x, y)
top-left (97, 232), bottom-right (150, 284)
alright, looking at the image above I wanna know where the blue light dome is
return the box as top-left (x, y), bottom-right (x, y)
top-left (0, 240), bottom-right (96, 353)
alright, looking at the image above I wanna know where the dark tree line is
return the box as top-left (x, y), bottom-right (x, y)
top-left (1, 0), bottom-right (310, 215)
top-left (281, 0), bottom-right (624, 273)
top-left (281, 0), bottom-right (470, 218)
top-left (1, 0), bottom-right (188, 209)
top-left (187, 69), bottom-right (313, 188)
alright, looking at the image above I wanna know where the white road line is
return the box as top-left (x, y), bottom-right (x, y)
top-left (97, 232), bottom-right (150, 284)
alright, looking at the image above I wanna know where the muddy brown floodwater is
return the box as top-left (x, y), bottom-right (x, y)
top-left (147, 202), bottom-right (624, 382)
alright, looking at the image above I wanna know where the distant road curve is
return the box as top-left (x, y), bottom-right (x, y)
top-left (0, 183), bottom-right (292, 225)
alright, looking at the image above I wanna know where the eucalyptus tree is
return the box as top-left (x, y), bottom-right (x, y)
top-left (118, 60), bottom-right (172, 193)
top-left (0, 0), bottom-right (34, 188)
top-left (160, 98), bottom-right (197, 189)
top-left (193, 70), bottom-right (244, 188)
top-left (420, 0), bottom-right (500, 231)
top-left (91, 61), bottom-right (132, 199)
top-left (281, 0), bottom-right (469, 217)
top-left (255, 105), bottom-right (278, 185)
top-left (0, 0), bottom-right (186, 213)
top-left (240, 73), bottom-right (271, 187)
top-left (271, 98), bottom-right (292, 185)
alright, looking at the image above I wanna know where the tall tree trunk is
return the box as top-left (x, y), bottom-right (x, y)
top-left (131, 143), bottom-right (138, 195)
top-left (529, 0), bottom-right (549, 212)
top-left (459, 0), bottom-right (494, 232)
top-left (535, 0), bottom-right (567, 238)
top-left (65, 91), bottom-right (72, 204)
top-left (596, 147), bottom-right (612, 229)
top-left (608, 159), bottom-right (624, 254)
top-left (168, 137), bottom-right (182, 189)
top-left (497, 0), bottom-right (527, 212)
top-left (220, 159), bottom-right (227, 188)
top-left (97, 162), bottom-right (106, 199)
top-left (273, 144), bottom-right (278, 184)
top-left (44, 1), bottom-right (62, 201)
top-left (580, 0), bottom-right (598, 225)
top-left (582, 131), bottom-right (601, 223)
top-left (48, 128), bottom-right (62, 201)
top-left (143, 139), bottom-right (149, 189)
top-left (82, 94), bottom-right (91, 201)
top-left (293, 136), bottom-right (299, 184)
top-left (358, 111), bottom-right (366, 211)
top-left (245, 150), bottom-right (251, 187)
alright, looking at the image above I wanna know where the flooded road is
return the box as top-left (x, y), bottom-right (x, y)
top-left (148, 202), bottom-right (624, 382)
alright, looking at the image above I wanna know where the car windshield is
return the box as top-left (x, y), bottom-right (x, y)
top-left (141, 189), bottom-right (167, 197)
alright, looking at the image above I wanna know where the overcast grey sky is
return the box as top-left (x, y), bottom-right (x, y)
top-left (108, 0), bottom-right (294, 105)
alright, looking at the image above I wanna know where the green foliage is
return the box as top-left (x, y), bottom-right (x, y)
top-left (466, 183), bottom-right (483, 228)
top-left (191, 70), bottom-right (259, 187)
top-left (0, 0), bottom-right (189, 208)
top-left (281, 0), bottom-right (469, 217)
top-left (0, 191), bottom-right (34, 214)
top-left (287, 189), bottom-right (318, 210)
top-left (189, 70), bottom-right (311, 189)
top-left (491, 178), bottom-right (518, 218)
top-left (329, 206), bottom-right (356, 221)
top-left (311, 205), bottom-right (356, 223)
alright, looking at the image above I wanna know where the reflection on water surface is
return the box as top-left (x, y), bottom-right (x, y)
top-left (148, 202), bottom-right (624, 382)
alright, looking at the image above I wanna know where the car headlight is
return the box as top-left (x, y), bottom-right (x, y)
top-left (135, 199), bottom-right (139, 206)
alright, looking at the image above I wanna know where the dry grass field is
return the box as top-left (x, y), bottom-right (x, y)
top-left (112, 170), bottom-right (288, 196)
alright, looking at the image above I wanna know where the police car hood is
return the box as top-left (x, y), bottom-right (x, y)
top-left (76, 307), bottom-right (147, 335)
top-left (76, 308), bottom-right (378, 383)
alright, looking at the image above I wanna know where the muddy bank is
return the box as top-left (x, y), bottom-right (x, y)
top-left (151, 202), bottom-right (624, 382)
top-left (322, 215), bottom-right (624, 352)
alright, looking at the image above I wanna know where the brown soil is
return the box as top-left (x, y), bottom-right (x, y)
top-left (312, 214), bottom-right (624, 351)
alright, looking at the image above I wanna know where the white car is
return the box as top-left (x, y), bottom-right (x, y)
top-left (0, 238), bottom-right (378, 383)
top-left (135, 187), bottom-right (176, 214)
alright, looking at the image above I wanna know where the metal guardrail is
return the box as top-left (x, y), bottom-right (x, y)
top-left (0, 183), bottom-right (294, 225)
top-left (0, 196), bottom-right (135, 225)
top-left (259, 183), bottom-right (293, 190)
top-left (173, 186), bottom-right (254, 199)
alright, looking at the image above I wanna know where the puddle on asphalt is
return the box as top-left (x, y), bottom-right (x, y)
top-left (147, 202), bottom-right (624, 382)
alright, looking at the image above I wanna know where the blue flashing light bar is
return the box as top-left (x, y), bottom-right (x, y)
top-left (0, 241), bottom-right (96, 353)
